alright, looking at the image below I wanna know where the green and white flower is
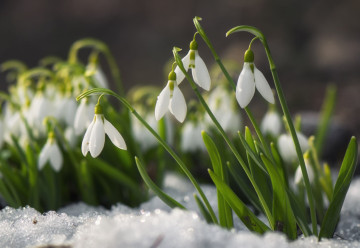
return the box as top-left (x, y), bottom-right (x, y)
top-left (155, 71), bottom-right (187, 123)
top-left (175, 39), bottom-right (211, 91)
top-left (82, 104), bottom-right (126, 158)
top-left (38, 132), bottom-right (63, 172)
top-left (236, 49), bottom-right (274, 108)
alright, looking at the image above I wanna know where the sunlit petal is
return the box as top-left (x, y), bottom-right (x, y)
top-left (104, 119), bottom-right (127, 150)
top-left (254, 66), bottom-right (275, 104)
top-left (38, 142), bottom-right (51, 170)
top-left (155, 84), bottom-right (171, 121)
top-left (169, 85), bottom-right (187, 122)
top-left (89, 115), bottom-right (105, 157)
top-left (235, 63), bottom-right (255, 108)
top-left (192, 53), bottom-right (211, 91)
top-left (175, 52), bottom-right (191, 85)
top-left (81, 118), bottom-right (95, 156)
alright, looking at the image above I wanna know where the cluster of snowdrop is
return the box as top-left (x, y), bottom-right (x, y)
top-left (0, 18), bottom-right (358, 242)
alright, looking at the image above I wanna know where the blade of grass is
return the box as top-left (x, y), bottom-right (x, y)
top-left (209, 169), bottom-right (270, 233)
top-left (261, 154), bottom-right (297, 239)
top-left (319, 137), bottom-right (358, 240)
top-left (135, 157), bottom-right (186, 210)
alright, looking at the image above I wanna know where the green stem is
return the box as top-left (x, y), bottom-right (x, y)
top-left (68, 38), bottom-right (124, 96)
top-left (227, 25), bottom-right (318, 236)
top-left (193, 17), bottom-right (273, 161)
top-left (173, 48), bottom-right (274, 229)
top-left (77, 88), bottom-right (218, 224)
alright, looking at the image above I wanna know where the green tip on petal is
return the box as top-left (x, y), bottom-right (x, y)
top-left (168, 71), bottom-right (176, 81)
top-left (244, 49), bottom-right (254, 63)
top-left (94, 103), bottom-right (103, 114)
top-left (168, 81), bottom-right (175, 91)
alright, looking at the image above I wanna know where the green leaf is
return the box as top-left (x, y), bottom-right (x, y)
top-left (319, 137), bottom-right (358, 239)
top-left (209, 169), bottom-right (270, 234)
top-left (315, 84), bottom-right (336, 156)
top-left (202, 131), bottom-right (233, 228)
top-left (244, 128), bottom-right (272, 210)
top-left (261, 154), bottom-right (297, 239)
top-left (194, 194), bottom-right (213, 224)
top-left (135, 157), bottom-right (186, 210)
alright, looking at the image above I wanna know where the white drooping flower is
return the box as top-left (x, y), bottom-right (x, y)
top-left (155, 71), bottom-right (187, 123)
top-left (56, 94), bottom-right (78, 126)
top-left (86, 64), bottom-right (109, 88)
top-left (277, 132), bottom-right (309, 164)
top-left (82, 104), bottom-right (126, 158)
top-left (175, 39), bottom-right (211, 91)
top-left (29, 91), bottom-right (53, 136)
top-left (74, 98), bottom-right (96, 135)
top-left (236, 49), bottom-right (274, 108)
top-left (38, 132), bottom-right (63, 172)
top-left (181, 121), bottom-right (206, 152)
top-left (294, 156), bottom-right (315, 185)
top-left (206, 85), bottom-right (242, 134)
top-left (261, 109), bottom-right (282, 137)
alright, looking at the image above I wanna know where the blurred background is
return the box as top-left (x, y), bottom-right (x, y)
top-left (1, 0), bottom-right (359, 160)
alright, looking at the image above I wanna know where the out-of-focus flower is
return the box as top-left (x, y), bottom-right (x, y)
top-left (38, 132), bottom-right (63, 172)
top-left (181, 121), bottom-right (206, 152)
top-left (74, 98), bottom-right (96, 135)
top-left (277, 132), bottom-right (309, 164)
top-left (261, 108), bottom-right (282, 137)
top-left (206, 85), bottom-right (241, 133)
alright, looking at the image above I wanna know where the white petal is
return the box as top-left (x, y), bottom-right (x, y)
top-left (235, 63), bottom-right (255, 108)
top-left (38, 142), bottom-right (51, 170)
top-left (74, 99), bottom-right (88, 135)
top-left (174, 52), bottom-right (191, 85)
top-left (155, 84), bottom-right (171, 121)
top-left (89, 115), bottom-right (105, 157)
top-left (49, 143), bottom-right (63, 172)
top-left (169, 85), bottom-right (187, 122)
top-left (277, 134), bottom-right (297, 164)
top-left (81, 118), bottom-right (95, 156)
top-left (254, 66), bottom-right (275, 104)
top-left (104, 119), bottom-right (127, 150)
top-left (297, 132), bottom-right (309, 153)
top-left (261, 112), bottom-right (282, 136)
top-left (192, 53), bottom-right (211, 91)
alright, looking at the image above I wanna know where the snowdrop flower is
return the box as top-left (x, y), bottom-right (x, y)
top-left (155, 70), bottom-right (187, 123)
top-left (175, 38), bottom-right (211, 91)
top-left (38, 132), bottom-right (63, 172)
top-left (74, 98), bottom-right (96, 135)
top-left (261, 108), bottom-right (282, 137)
top-left (29, 91), bottom-right (53, 136)
top-left (181, 121), bottom-right (206, 152)
top-left (86, 64), bottom-right (109, 88)
top-left (236, 49), bottom-right (274, 108)
top-left (277, 131), bottom-right (309, 164)
top-left (131, 110), bottom-right (158, 151)
top-left (56, 94), bottom-right (78, 126)
top-left (82, 104), bottom-right (126, 158)
top-left (294, 155), bottom-right (315, 185)
top-left (206, 85), bottom-right (241, 133)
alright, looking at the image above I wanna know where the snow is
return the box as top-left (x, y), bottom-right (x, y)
top-left (1, 174), bottom-right (360, 248)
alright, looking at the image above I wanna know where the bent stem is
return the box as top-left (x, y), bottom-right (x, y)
top-left (193, 17), bottom-right (273, 161)
top-left (68, 38), bottom-right (124, 96)
top-left (227, 25), bottom-right (318, 236)
top-left (173, 48), bottom-right (274, 229)
top-left (77, 88), bottom-right (218, 224)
